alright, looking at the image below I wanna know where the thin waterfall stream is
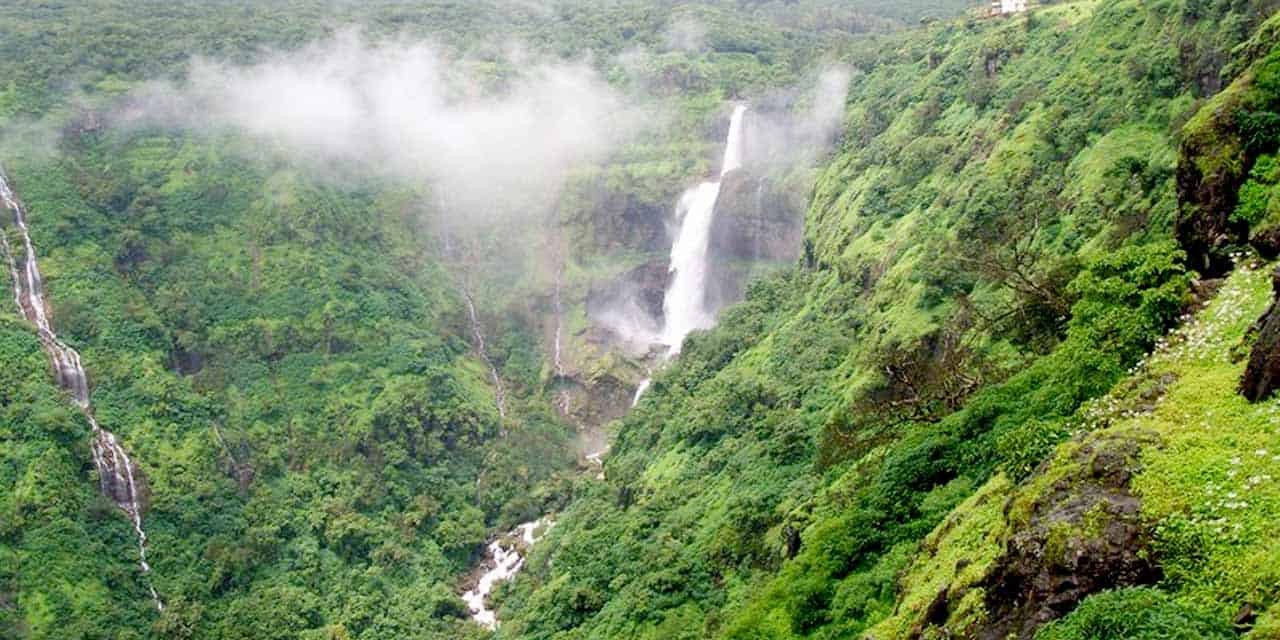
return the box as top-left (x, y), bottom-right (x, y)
top-left (0, 168), bottom-right (163, 610)
top-left (553, 266), bottom-right (571, 414)
top-left (462, 286), bottom-right (508, 420)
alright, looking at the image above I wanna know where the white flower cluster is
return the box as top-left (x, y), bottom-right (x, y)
top-left (1182, 444), bottom-right (1280, 540)
top-left (1079, 262), bottom-right (1269, 434)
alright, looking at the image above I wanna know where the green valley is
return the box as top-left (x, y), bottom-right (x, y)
top-left (2, 1), bottom-right (1280, 639)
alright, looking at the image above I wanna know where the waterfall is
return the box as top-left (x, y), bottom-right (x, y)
top-left (659, 104), bottom-right (747, 353)
top-left (631, 377), bottom-right (651, 407)
top-left (553, 267), bottom-right (565, 379)
top-left (0, 169), bottom-right (163, 610)
top-left (462, 287), bottom-right (507, 420)
top-left (552, 267), bottom-right (574, 414)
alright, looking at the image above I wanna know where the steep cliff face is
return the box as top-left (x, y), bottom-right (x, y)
top-left (1177, 17), bottom-right (1280, 275)
top-left (706, 168), bottom-right (805, 312)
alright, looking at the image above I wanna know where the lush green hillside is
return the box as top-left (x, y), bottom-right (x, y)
top-left (6, 0), bottom-right (1280, 639)
top-left (498, 1), bottom-right (1280, 639)
top-left (0, 1), bottom-right (974, 639)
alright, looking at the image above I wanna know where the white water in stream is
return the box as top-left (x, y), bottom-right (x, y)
top-left (659, 104), bottom-right (747, 354)
top-left (463, 518), bottom-right (553, 629)
top-left (0, 169), bottom-right (162, 610)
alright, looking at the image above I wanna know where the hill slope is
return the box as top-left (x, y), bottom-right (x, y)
top-left (498, 1), bottom-right (1280, 638)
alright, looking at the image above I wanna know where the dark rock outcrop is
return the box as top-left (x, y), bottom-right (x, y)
top-left (1251, 224), bottom-right (1280, 260)
top-left (1240, 265), bottom-right (1280, 402)
top-left (1173, 32), bottom-right (1280, 277)
top-left (972, 432), bottom-right (1162, 640)
top-left (1174, 129), bottom-right (1250, 277)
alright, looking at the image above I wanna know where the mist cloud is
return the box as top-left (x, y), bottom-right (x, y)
top-left (121, 31), bottom-right (636, 224)
top-left (663, 18), bottom-right (708, 53)
top-left (745, 66), bottom-right (853, 170)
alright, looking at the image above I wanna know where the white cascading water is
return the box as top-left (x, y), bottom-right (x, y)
top-left (462, 288), bottom-right (507, 419)
top-left (659, 104), bottom-right (747, 354)
top-left (463, 518), bottom-right (553, 629)
top-left (631, 377), bottom-right (651, 407)
top-left (0, 168), bottom-right (162, 610)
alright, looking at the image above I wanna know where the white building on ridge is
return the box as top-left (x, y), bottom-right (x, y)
top-left (991, 0), bottom-right (1028, 14)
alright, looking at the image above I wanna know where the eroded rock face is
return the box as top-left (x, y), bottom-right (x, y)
top-left (1175, 134), bottom-right (1251, 277)
top-left (586, 259), bottom-right (669, 332)
top-left (973, 432), bottom-right (1162, 640)
top-left (1240, 265), bottom-right (1280, 402)
top-left (709, 169), bottom-right (803, 263)
top-left (705, 169), bottom-right (803, 310)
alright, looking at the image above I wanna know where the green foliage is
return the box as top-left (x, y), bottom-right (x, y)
top-left (506, 2), bottom-right (1268, 639)
top-left (1035, 587), bottom-right (1234, 640)
top-left (1234, 154), bottom-right (1280, 227)
top-left (4, 1), bottom-right (1280, 639)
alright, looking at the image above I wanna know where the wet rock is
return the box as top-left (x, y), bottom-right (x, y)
top-left (710, 169), bottom-right (803, 263)
top-left (586, 259), bottom-right (669, 331)
top-left (552, 374), bottom-right (634, 434)
top-left (972, 432), bottom-right (1161, 640)
top-left (1251, 225), bottom-right (1280, 260)
top-left (706, 169), bottom-right (803, 310)
top-left (1240, 265), bottom-right (1280, 402)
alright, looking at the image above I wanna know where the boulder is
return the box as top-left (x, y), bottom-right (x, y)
top-left (1240, 265), bottom-right (1280, 402)
top-left (971, 432), bottom-right (1162, 640)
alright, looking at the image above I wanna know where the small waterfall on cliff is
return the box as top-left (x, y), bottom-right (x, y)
top-left (659, 104), bottom-right (747, 354)
top-left (0, 169), bottom-right (162, 610)
top-left (552, 266), bottom-right (574, 414)
top-left (462, 287), bottom-right (507, 420)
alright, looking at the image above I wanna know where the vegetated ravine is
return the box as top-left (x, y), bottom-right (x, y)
top-left (0, 168), bottom-right (162, 610)
top-left (9, 0), bottom-right (1280, 638)
top-left (460, 103), bottom-right (750, 629)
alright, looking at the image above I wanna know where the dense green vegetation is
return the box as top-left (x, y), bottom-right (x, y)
top-left (1, 127), bottom-right (581, 638)
top-left (499, 1), bottom-right (1280, 639)
top-left (5, 0), bottom-right (1280, 638)
top-left (0, 1), bottom-right (974, 639)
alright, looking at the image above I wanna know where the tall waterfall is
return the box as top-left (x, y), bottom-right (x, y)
top-left (0, 169), bottom-right (163, 610)
top-left (659, 104), bottom-right (747, 353)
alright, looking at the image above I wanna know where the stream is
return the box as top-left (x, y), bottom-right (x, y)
top-left (462, 518), bottom-right (554, 629)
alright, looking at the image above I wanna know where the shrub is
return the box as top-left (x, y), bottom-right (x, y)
top-left (1035, 587), bottom-right (1233, 640)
